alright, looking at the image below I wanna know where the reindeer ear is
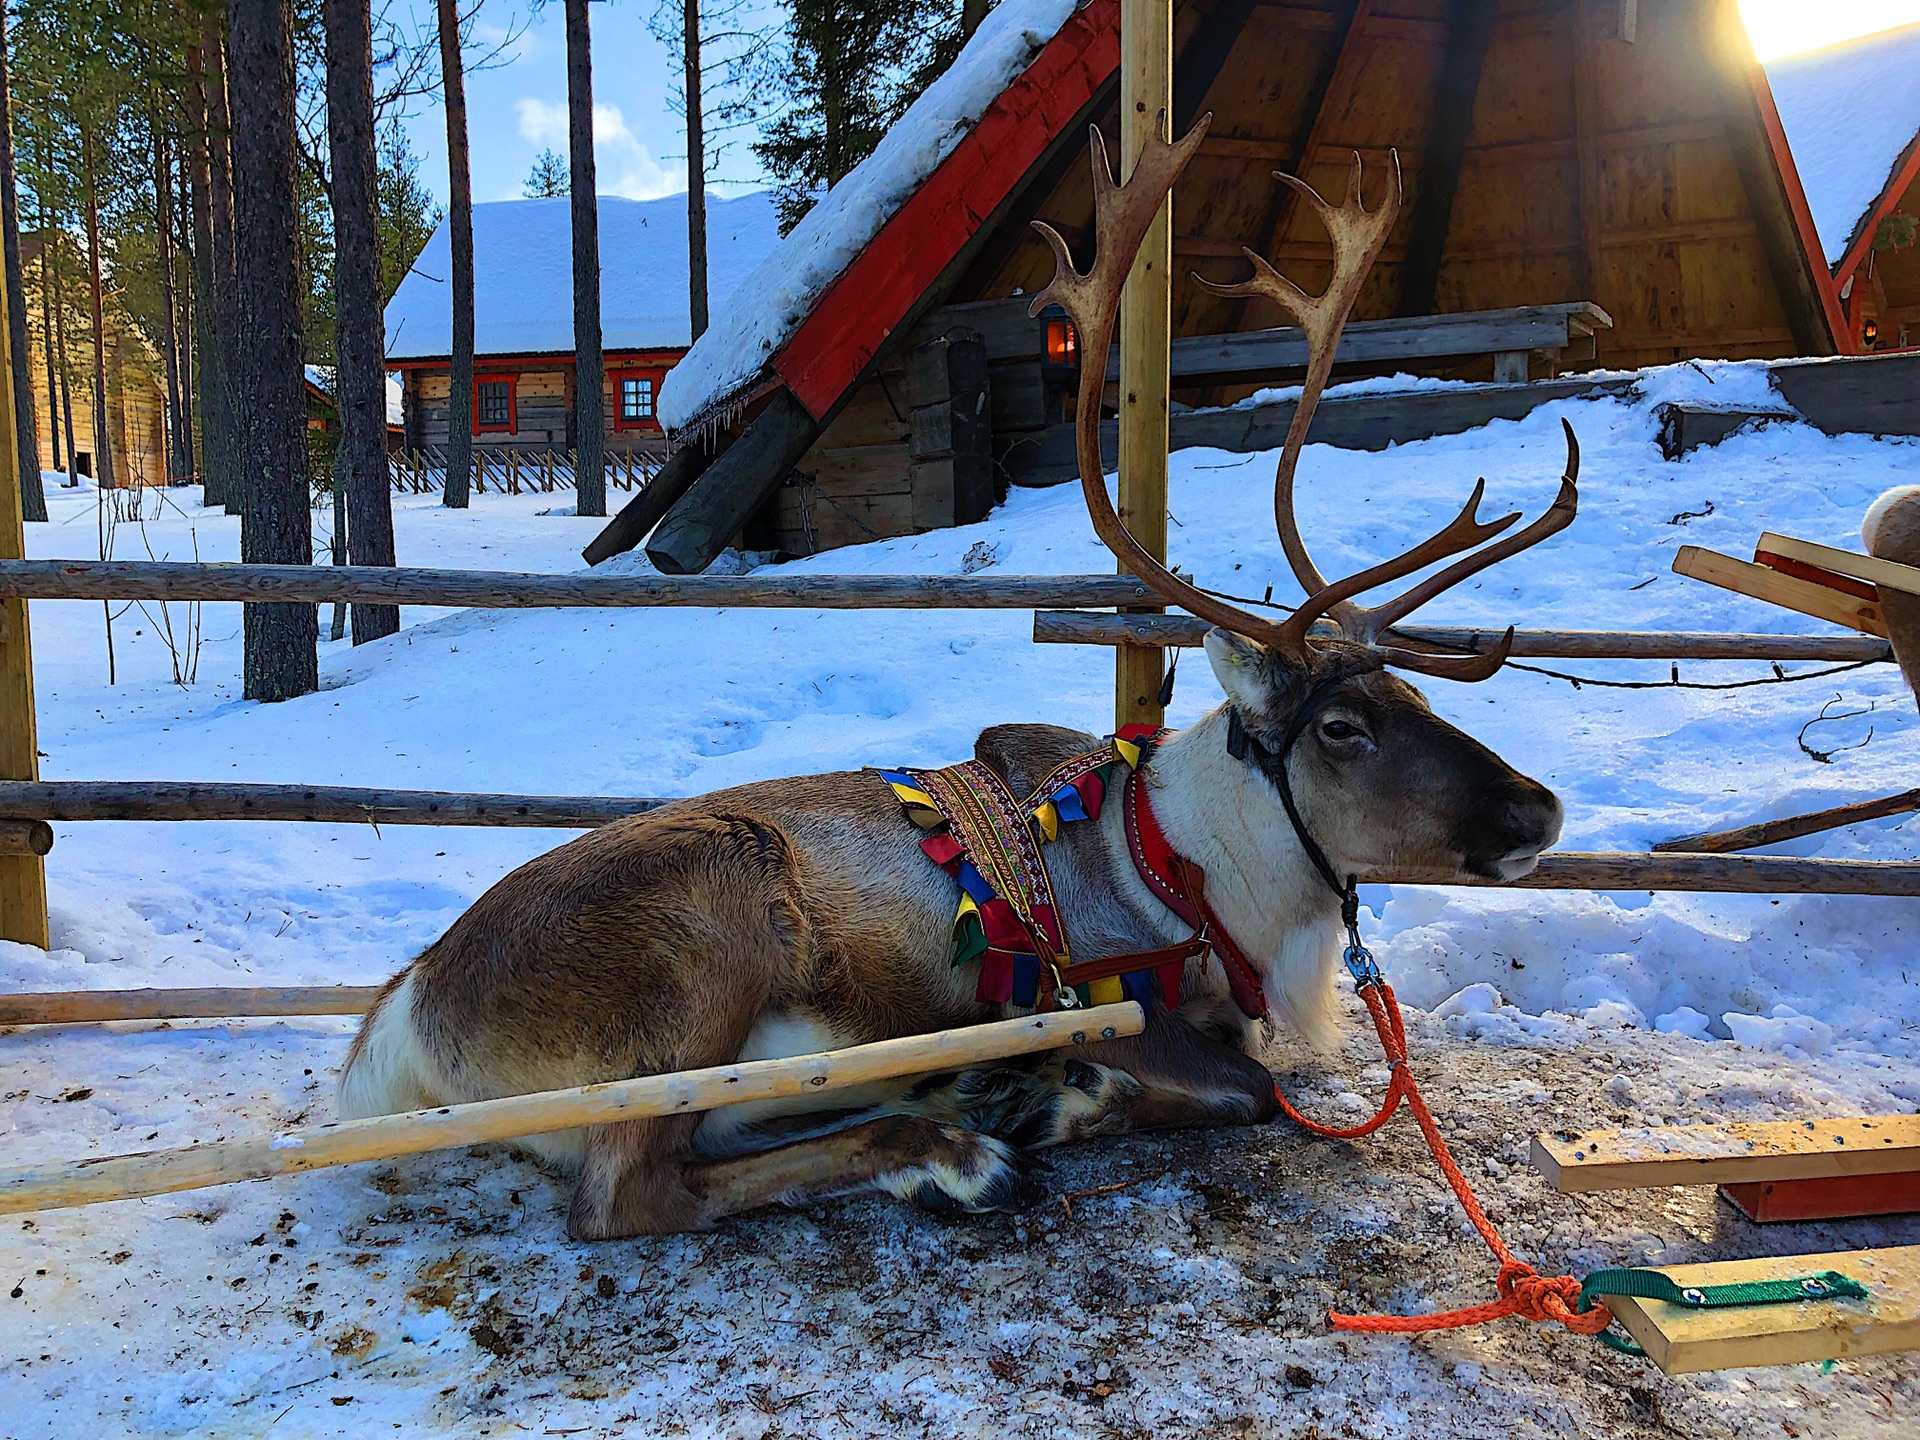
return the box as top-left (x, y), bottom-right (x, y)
top-left (1204, 629), bottom-right (1289, 717)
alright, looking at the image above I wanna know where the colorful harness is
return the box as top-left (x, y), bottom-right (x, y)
top-left (877, 726), bottom-right (1269, 1019)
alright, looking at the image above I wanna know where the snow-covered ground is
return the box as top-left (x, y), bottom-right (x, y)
top-left (4, 368), bottom-right (1919, 1436)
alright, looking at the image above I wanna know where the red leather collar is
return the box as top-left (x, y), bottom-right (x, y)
top-left (1123, 758), bottom-right (1270, 1022)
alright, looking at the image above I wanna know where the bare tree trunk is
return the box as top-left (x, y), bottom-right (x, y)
top-left (228, 0), bottom-right (317, 701)
top-left (683, 0), bottom-right (707, 341)
top-left (38, 218), bottom-right (58, 474)
top-left (437, 0), bottom-right (473, 509)
top-left (153, 124), bottom-right (188, 485)
top-left (565, 0), bottom-right (604, 517)
top-left (81, 131), bottom-right (115, 490)
top-left (175, 153), bottom-right (195, 467)
top-left (53, 232), bottom-right (75, 486)
top-left (325, 0), bottom-right (399, 642)
top-left (203, 15), bottom-right (242, 515)
top-left (186, 44), bottom-right (229, 507)
top-left (963, 0), bottom-right (988, 38)
top-left (0, 8), bottom-right (42, 519)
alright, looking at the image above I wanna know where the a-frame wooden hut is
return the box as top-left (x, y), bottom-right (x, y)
top-left (596, 0), bottom-right (1845, 572)
top-left (1767, 23), bottom-right (1920, 353)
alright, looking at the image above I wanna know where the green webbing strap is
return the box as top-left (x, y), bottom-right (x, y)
top-left (1577, 1268), bottom-right (1870, 1356)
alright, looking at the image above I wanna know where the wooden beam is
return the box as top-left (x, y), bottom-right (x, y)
top-left (1719, 1173), bottom-right (1920, 1224)
top-left (1599, 1246), bottom-right (1919, 1375)
top-left (1229, 0), bottom-right (1376, 331)
top-left (1172, 0), bottom-right (1262, 134)
top-left (1672, 547), bottom-right (1887, 636)
top-left (579, 431), bottom-right (728, 566)
top-left (0, 780), bottom-right (671, 827)
top-left (0, 181), bottom-right (44, 948)
top-left (1532, 1115), bottom-right (1920, 1194)
top-left (1031, 609), bottom-right (1893, 660)
top-left (1116, 0), bottom-right (1174, 731)
top-left (1654, 789), bottom-right (1920, 855)
top-left (0, 561), bottom-right (1160, 610)
top-left (1571, 0), bottom-right (1606, 322)
top-left (1755, 533), bottom-right (1920, 599)
top-left (1395, 0), bottom-right (1498, 317)
top-left (0, 986), bottom-right (381, 1025)
top-left (0, 820), bottom-right (49, 854)
top-left (1107, 302), bottom-right (1613, 384)
top-left (0, 1002), bottom-right (1148, 1216)
top-left (1409, 852), bottom-right (1920, 896)
top-left (647, 389), bottom-right (821, 574)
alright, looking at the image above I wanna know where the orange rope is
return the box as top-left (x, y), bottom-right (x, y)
top-left (1275, 982), bottom-right (1613, 1337)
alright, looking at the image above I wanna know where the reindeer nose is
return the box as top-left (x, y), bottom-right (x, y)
top-left (1462, 777), bottom-right (1563, 880)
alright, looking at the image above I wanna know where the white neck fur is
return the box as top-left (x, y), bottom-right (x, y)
top-left (1142, 708), bottom-right (1345, 1046)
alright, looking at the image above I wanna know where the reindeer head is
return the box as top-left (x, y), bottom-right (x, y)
top-left (1030, 116), bottom-right (1571, 886)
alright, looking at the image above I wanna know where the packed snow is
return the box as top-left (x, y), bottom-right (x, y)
top-left (659, 0), bottom-right (1081, 432)
top-left (1766, 22), bottom-right (1920, 266)
top-left (383, 192), bottom-right (781, 360)
top-left (4, 368), bottom-right (1919, 1437)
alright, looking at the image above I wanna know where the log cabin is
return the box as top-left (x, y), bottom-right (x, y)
top-left (383, 191), bottom-right (779, 464)
top-left (1768, 22), bottom-right (1920, 353)
top-left (20, 231), bottom-right (168, 488)
top-left (609, 0), bottom-right (1852, 573)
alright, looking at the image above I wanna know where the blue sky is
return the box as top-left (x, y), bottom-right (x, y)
top-left (386, 0), bottom-right (1920, 209)
top-left (389, 0), bottom-right (779, 208)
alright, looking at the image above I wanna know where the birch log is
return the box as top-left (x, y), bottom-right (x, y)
top-left (0, 1003), bottom-right (1146, 1215)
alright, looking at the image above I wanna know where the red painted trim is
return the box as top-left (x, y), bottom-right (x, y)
top-left (1719, 1172), bottom-right (1920, 1223)
top-left (472, 373), bottom-right (518, 434)
top-left (1835, 138), bottom-right (1920, 292)
top-left (610, 366), bottom-right (667, 432)
top-left (771, 0), bottom-right (1121, 420)
top-left (387, 348), bottom-right (688, 372)
top-left (1746, 60), bottom-right (1853, 353)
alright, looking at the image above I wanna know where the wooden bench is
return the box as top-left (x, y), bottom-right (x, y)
top-left (1104, 301), bottom-right (1615, 386)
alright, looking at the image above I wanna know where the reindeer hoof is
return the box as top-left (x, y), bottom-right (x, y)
top-left (889, 1128), bottom-right (1036, 1218)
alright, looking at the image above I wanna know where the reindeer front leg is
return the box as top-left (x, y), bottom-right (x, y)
top-left (908, 1000), bottom-right (1279, 1149)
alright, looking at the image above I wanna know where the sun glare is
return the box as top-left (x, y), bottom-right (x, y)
top-left (1740, 0), bottom-right (1920, 60)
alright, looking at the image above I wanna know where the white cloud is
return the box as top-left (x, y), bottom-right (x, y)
top-left (514, 97), bottom-right (684, 200)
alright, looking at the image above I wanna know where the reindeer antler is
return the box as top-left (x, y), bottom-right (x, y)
top-left (1035, 133), bottom-right (1578, 682)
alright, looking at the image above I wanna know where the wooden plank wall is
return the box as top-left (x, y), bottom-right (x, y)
top-left (963, 0), bottom-right (1814, 374)
top-left (405, 369), bottom-right (666, 456)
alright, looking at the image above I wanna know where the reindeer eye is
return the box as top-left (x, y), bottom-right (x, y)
top-left (1322, 720), bottom-right (1362, 740)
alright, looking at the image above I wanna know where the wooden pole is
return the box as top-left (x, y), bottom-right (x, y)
top-left (0, 560), bottom-right (1159, 610)
top-left (1116, 0), bottom-right (1172, 731)
top-left (0, 1002), bottom-right (1146, 1215)
top-left (0, 201), bottom-right (43, 947)
top-left (0, 779), bottom-right (668, 826)
top-left (0, 985), bottom-right (379, 1025)
top-left (1653, 788), bottom-right (1920, 855)
top-left (1031, 610), bottom-right (1895, 661)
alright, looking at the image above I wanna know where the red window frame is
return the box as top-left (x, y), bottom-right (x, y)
top-left (472, 372), bottom-right (518, 434)
top-left (611, 368), bottom-right (666, 432)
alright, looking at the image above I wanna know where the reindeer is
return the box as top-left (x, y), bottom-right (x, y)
top-left (339, 116), bottom-right (1579, 1240)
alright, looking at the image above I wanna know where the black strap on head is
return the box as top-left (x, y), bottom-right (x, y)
top-left (1226, 677), bottom-right (1357, 921)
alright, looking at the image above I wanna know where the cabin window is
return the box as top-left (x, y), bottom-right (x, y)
top-left (612, 368), bottom-right (667, 431)
top-left (474, 376), bottom-right (517, 433)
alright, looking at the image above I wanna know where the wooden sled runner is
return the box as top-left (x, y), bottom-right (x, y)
top-left (1532, 1116), bottom-right (1920, 1373)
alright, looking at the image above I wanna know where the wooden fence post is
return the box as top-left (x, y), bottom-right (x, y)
top-left (0, 239), bottom-right (47, 947)
top-left (1116, 0), bottom-right (1172, 731)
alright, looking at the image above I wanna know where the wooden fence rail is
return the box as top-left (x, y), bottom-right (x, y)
top-left (8, 779), bottom-right (1920, 895)
top-left (1033, 611), bottom-right (1895, 662)
top-left (0, 562), bottom-right (1158, 610)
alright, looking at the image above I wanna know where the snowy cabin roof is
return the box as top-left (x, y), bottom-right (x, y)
top-left (304, 365), bottom-right (406, 427)
top-left (658, 0), bottom-right (1081, 434)
top-left (383, 191), bottom-right (781, 362)
top-left (1766, 24), bottom-right (1920, 270)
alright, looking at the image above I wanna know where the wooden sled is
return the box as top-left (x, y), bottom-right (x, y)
top-left (1666, 534), bottom-right (1916, 853)
top-left (1532, 1116), bottom-right (1920, 1373)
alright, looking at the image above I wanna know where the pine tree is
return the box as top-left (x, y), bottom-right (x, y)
top-left (436, 0), bottom-right (474, 510)
top-left (754, 0), bottom-right (981, 233)
top-left (0, 7), bottom-right (44, 520)
top-left (565, 0), bottom-right (603, 519)
top-left (523, 147), bottom-right (567, 197)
